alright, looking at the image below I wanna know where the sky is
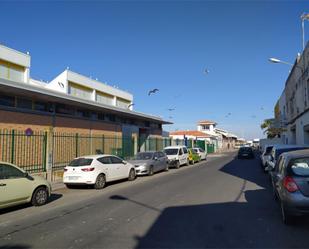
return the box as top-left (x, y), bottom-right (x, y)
top-left (0, 0), bottom-right (307, 139)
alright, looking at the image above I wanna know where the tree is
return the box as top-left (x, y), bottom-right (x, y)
top-left (260, 119), bottom-right (285, 138)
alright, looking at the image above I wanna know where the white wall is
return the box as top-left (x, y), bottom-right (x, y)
top-left (45, 70), bottom-right (68, 94)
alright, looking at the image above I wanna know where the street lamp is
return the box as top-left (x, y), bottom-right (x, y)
top-left (268, 57), bottom-right (293, 66)
top-left (268, 57), bottom-right (304, 73)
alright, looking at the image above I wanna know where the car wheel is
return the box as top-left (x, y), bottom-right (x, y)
top-left (128, 169), bottom-right (136, 181)
top-left (175, 161), bottom-right (180, 169)
top-left (148, 166), bottom-right (154, 176)
top-left (65, 184), bottom-right (74, 189)
top-left (31, 186), bottom-right (49, 206)
top-left (94, 174), bottom-right (106, 189)
top-left (281, 201), bottom-right (293, 225)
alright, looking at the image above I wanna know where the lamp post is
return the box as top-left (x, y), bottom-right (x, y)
top-left (301, 13), bottom-right (309, 51)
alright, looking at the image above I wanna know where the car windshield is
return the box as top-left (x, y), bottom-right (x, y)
top-left (240, 147), bottom-right (252, 152)
top-left (134, 152), bottom-right (154, 160)
top-left (193, 149), bottom-right (198, 153)
top-left (69, 158), bottom-right (93, 166)
top-left (290, 158), bottom-right (309, 176)
top-left (164, 148), bottom-right (179, 155)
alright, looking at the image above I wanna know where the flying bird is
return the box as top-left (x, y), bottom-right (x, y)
top-left (260, 107), bottom-right (264, 110)
top-left (204, 68), bottom-right (210, 74)
top-left (167, 108), bottom-right (176, 111)
top-left (148, 88), bottom-right (159, 96)
top-left (168, 116), bottom-right (173, 119)
top-left (128, 103), bottom-right (134, 108)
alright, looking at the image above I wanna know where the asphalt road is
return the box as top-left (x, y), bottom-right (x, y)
top-left (1, 151), bottom-right (309, 249)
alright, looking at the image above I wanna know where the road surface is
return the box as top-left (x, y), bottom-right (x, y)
top-left (1, 151), bottom-right (309, 248)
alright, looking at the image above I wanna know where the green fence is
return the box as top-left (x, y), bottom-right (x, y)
top-left (53, 133), bottom-right (135, 170)
top-left (0, 129), bottom-right (47, 173)
top-left (139, 137), bottom-right (172, 152)
top-left (207, 144), bottom-right (215, 153)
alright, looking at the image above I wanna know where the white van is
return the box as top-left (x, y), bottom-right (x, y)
top-left (163, 146), bottom-right (189, 168)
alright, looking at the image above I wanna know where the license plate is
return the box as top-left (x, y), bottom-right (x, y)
top-left (68, 176), bottom-right (79, 180)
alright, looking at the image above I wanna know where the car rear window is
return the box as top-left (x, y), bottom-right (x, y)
top-left (69, 158), bottom-right (93, 166)
top-left (275, 147), bottom-right (308, 160)
top-left (265, 146), bottom-right (273, 155)
top-left (289, 158), bottom-right (309, 176)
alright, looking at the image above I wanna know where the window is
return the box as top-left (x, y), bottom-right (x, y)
top-left (0, 94), bottom-right (15, 107)
top-left (0, 59), bottom-right (24, 82)
top-left (110, 156), bottom-right (123, 164)
top-left (153, 152), bottom-right (160, 159)
top-left (158, 152), bottom-right (165, 158)
top-left (275, 156), bottom-right (283, 172)
top-left (179, 149), bottom-right (183, 155)
top-left (183, 147), bottom-right (188, 154)
top-left (0, 164), bottom-right (25, 179)
top-left (69, 83), bottom-right (92, 100)
top-left (16, 98), bottom-right (32, 110)
top-left (97, 92), bottom-right (113, 105)
top-left (68, 158), bottom-right (93, 166)
top-left (34, 101), bottom-right (51, 112)
top-left (97, 157), bottom-right (112, 164)
top-left (116, 98), bottom-right (130, 109)
top-left (56, 104), bottom-right (74, 115)
top-left (289, 157), bottom-right (309, 176)
top-left (98, 113), bottom-right (105, 120)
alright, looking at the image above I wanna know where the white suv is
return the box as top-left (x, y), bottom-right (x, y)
top-left (163, 146), bottom-right (189, 168)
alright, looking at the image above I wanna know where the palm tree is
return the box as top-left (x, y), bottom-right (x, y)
top-left (260, 119), bottom-right (284, 138)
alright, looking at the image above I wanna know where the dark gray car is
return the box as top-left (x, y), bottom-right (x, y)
top-left (128, 151), bottom-right (168, 176)
top-left (270, 149), bottom-right (309, 225)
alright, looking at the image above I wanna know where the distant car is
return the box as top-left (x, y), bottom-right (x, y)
top-left (266, 145), bottom-right (309, 171)
top-left (128, 151), bottom-right (168, 176)
top-left (0, 162), bottom-right (51, 209)
top-left (192, 147), bottom-right (207, 160)
top-left (63, 155), bottom-right (136, 189)
top-left (269, 149), bottom-right (309, 224)
top-left (238, 147), bottom-right (254, 159)
top-left (188, 148), bottom-right (201, 164)
top-left (163, 146), bottom-right (189, 168)
top-left (260, 145), bottom-right (274, 170)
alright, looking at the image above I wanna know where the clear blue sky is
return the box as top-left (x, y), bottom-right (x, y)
top-left (0, 1), bottom-right (307, 139)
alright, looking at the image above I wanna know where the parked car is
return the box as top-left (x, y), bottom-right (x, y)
top-left (63, 155), bottom-right (136, 189)
top-left (188, 148), bottom-right (201, 164)
top-left (163, 146), bottom-right (189, 168)
top-left (128, 151), bottom-right (168, 176)
top-left (260, 145), bottom-right (274, 170)
top-left (0, 162), bottom-right (51, 209)
top-left (269, 149), bottom-right (309, 224)
top-left (237, 147), bottom-right (254, 159)
top-left (266, 145), bottom-right (309, 171)
top-left (192, 147), bottom-right (207, 160)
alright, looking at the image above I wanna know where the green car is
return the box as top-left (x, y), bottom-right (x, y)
top-left (0, 162), bottom-right (51, 209)
top-left (188, 148), bottom-right (201, 164)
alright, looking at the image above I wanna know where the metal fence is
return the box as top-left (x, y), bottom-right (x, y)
top-left (0, 129), bottom-right (47, 173)
top-left (0, 129), bottom-right (215, 174)
top-left (53, 133), bottom-right (134, 170)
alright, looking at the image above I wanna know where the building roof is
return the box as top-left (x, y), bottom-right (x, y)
top-left (170, 130), bottom-right (213, 138)
top-left (0, 77), bottom-right (172, 125)
top-left (198, 120), bottom-right (217, 125)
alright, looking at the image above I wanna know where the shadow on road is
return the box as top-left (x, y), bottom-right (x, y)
top-left (220, 155), bottom-right (269, 189)
top-left (134, 189), bottom-right (309, 248)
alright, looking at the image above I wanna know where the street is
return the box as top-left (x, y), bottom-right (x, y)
top-left (1, 152), bottom-right (309, 249)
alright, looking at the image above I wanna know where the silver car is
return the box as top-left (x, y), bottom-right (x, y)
top-left (270, 149), bottom-right (309, 225)
top-left (128, 151), bottom-right (169, 176)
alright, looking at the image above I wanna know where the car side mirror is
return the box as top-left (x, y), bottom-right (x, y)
top-left (24, 172), bottom-right (29, 178)
top-left (122, 160), bottom-right (127, 165)
top-left (154, 157), bottom-right (158, 160)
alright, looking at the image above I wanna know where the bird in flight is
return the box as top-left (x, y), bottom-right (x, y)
top-left (148, 88), bottom-right (159, 96)
top-left (128, 103), bottom-right (134, 108)
top-left (167, 108), bottom-right (175, 111)
top-left (168, 116), bottom-right (173, 119)
top-left (204, 68), bottom-right (210, 74)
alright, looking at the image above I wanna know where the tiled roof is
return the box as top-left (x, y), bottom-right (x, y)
top-left (170, 130), bottom-right (213, 137)
top-left (198, 120), bottom-right (217, 125)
